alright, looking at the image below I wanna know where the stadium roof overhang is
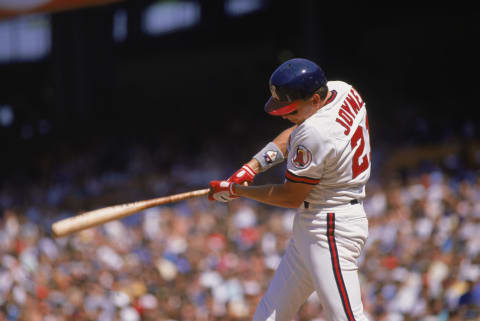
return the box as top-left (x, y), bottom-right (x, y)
top-left (0, 0), bottom-right (122, 20)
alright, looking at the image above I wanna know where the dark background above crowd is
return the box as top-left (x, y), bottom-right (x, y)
top-left (1, 4), bottom-right (479, 189)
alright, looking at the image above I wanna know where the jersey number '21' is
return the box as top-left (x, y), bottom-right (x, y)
top-left (350, 124), bottom-right (370, 179)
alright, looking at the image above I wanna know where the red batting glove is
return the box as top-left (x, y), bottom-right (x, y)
top-left (228, 164), bottom-right (256, 184)
top-left (226, 164), bottom-right (256, 199)
top-left (209, 180), bottom-right (237, 202)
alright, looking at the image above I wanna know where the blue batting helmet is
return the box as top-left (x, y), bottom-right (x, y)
top-left (265, 58), bottom-right (327, 116)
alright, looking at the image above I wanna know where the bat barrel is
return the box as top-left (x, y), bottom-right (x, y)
top-left (51, 188), bottom-right (210, 237)
top-left (51, 205), bottom-right (147, 237)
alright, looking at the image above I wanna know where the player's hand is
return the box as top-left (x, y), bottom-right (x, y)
top-left (226, 164), bottom-right (256, 199)
top-left (208, 180), bottom-right (237, 202)
top-left (228, 164), bottom-right (256, 184)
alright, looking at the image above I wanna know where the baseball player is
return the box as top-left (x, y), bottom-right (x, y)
top-left (209, 58), bottom-right (371, 321)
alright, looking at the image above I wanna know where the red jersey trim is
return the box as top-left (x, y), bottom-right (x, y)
top-left (325, 90), bottom-right (337, 105)
top-left (285, 170), bottom-right (320, 185)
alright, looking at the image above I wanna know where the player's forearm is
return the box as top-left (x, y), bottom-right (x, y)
top-left (232, 184), bottom-right (303, 208)
top-left (251, 125), bottom-right (296, 173)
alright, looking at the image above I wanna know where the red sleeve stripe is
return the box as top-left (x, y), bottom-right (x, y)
top-left (285, 170), bottom-right (320, 185)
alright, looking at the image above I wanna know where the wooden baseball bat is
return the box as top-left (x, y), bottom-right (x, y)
top-left (51, 188), bottom-right (210, 237)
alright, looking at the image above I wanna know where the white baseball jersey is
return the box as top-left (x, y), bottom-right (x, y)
top-left (285, 81), bottom-right (371, 206)
top-left (254, 81), bottom-right (371, 321)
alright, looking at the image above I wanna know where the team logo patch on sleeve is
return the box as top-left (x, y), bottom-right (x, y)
top-left (292, 145), bottom-right (312, 169)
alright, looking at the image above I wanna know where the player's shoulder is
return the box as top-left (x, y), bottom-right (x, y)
top-left (293, 116), bottom-right (333, 148)
top-left (291, 122), bottom-right (316, 141)
top-left (327, 80), bottom-right (365, 105)
top-left (326, 80), bottom-right (352, 94)
top-left (308, 80), bottom-right (366, 143)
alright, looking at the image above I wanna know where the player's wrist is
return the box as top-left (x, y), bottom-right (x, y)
top-left (253, 141), bottom-right (285, 172)
top-left (245, 159), bottom-right (261, 174)
top-left (241, 164), bottom-right (256, 178)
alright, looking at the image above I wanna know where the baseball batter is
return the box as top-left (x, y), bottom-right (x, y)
top-left (209, 58), bottom-right (371, 321)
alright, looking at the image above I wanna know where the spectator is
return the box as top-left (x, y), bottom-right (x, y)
top-left (1, 139), bottom-right (480, 320)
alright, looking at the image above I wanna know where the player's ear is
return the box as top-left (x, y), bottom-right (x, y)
top-left (312, 93), bottom-right (322, 108)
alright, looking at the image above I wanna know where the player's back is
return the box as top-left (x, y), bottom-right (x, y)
top-left (287, 81), bottom-right (371, 206)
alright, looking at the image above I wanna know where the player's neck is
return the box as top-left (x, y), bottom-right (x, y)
top-left (319, 91), bottom-right (332, 109)
top-left (304, 91), bottom-right (332, 121)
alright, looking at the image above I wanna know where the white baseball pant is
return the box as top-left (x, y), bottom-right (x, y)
top-left (253, 203), bottom-right (370, 321)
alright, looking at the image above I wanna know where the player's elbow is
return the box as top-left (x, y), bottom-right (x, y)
top-left (280, 181), bottom-right (313, 209)
top-left (283, 199), bottom-right (304, 209)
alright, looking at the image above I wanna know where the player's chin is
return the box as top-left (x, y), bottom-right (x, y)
top-left (289, 118), bottom-right (301, 125)
top-left (283, 116), bottom-right (297, 124)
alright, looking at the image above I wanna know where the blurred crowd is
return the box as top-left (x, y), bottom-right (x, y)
top-left (1, 143), bottom-right (480, 321)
